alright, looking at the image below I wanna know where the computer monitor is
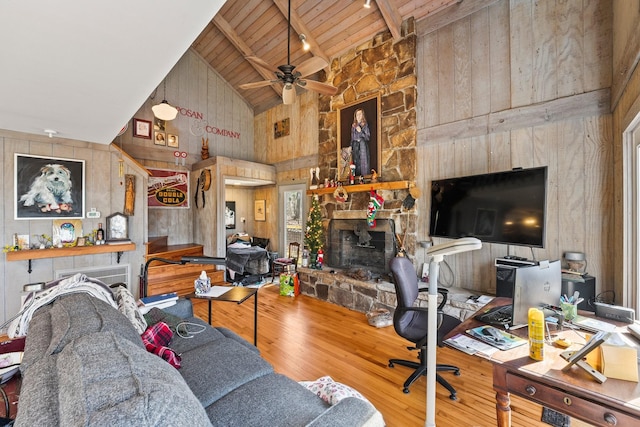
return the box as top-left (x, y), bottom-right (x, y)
top-left (512, 260), bottom-right (562, 326)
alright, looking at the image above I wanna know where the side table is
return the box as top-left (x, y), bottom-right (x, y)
top-left (187, 286), bottom-right (259, 346)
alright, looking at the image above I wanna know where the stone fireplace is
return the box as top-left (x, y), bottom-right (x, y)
top-left (326, 219), bottom-right (397, 276)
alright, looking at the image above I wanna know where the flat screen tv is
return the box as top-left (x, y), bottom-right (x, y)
top-left (429, 166), bottom-right (547, 248)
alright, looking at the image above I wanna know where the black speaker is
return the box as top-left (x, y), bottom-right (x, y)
top-left (496, 266), bottom-right (517, 298)
top-left (561, 275), bottom-right (596, 312)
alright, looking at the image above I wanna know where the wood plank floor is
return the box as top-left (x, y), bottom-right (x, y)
top-left (192, 283), bottom-right (592, 426)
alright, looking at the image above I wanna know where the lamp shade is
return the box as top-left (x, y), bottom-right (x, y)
top-left (282, 83), bottom-right (295, 105)
top-left (152, 100), bottom-right (178, 121)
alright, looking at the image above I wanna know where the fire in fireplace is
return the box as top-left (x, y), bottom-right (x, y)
top-left (326, 219), bottom-right (397, 276)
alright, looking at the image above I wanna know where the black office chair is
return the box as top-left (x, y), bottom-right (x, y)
top-left (388, 256), bottom-right (461, 399)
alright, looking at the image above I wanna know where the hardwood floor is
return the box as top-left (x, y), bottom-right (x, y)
top-left (192, 283), bottom-right (591, 426)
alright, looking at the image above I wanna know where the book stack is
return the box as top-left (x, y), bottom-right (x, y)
top-left (139, 292), bottom-right (178, 314)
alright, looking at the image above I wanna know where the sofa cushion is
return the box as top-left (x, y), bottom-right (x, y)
top-left (113, 285), bottom-right (147, 333)
top-left (48, 293), bottom-right (143, 356)
top-left (14, 355), bottom-right (59, 426)
top-left (205, 373), bottom-right (329, 427)
top-left (179, 338), bottom-right (274, 407)
top-left (299, 376), bottom-right (370, 406)
top-left (54, 331), bottom-right (212, 427)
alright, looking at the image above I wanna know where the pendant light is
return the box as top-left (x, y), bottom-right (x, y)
top-left (152, 79), bottom-right (178, 121)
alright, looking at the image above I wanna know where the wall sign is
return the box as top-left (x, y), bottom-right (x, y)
top-left (147, 168), bottom-right (189, 209)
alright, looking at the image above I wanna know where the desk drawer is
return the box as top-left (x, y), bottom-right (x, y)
top-left (506, 373), bottom-right (638, 426)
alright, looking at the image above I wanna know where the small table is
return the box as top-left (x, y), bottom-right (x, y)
top-left (186, 286), bottom-right (259, 346)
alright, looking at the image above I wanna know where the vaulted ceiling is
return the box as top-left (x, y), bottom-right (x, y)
top-left (0, 0), bottom-right (462, 144)
top-left (193, 0), bottom-right (461, 114)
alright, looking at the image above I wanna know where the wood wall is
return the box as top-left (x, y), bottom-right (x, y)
top-left (0, 131), bottom-right (148, 321)
top-left (415, 0), bottom-right (614, 294)
top-left (611, 0), bottom-right (640, 306)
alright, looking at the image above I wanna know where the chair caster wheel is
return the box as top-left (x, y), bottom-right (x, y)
top-left (454, 370), bottom-right (461, 376)
top-left (403, 387), bottom-right (410, 394)
top-left (449, 394), bottom-right (457, 400)
top-left (388, 362), bottom-right (394, 368)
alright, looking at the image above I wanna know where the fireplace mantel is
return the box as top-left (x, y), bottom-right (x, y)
top-left (306, 180), bottom-right (412, 196)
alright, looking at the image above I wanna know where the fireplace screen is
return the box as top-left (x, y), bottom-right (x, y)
top-left (326, 219), bottom-right (396, 276)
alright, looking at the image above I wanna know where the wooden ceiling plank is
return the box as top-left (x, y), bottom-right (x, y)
top-left (377, 0), bottom-right (404, 40)
top-left (272, 0), bottom-right (330, 65)
top-left (213, 14), bottom-right (282, 98)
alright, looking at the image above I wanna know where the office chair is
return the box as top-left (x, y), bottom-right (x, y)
top-left (387, 256), bottom-right (461, 399)
top-left (272, 242), bottom-right (300, 281)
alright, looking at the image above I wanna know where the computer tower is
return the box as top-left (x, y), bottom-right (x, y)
top-left (561, 275), bottom-right (596, 312)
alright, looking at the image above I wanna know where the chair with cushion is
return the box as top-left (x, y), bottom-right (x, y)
top-left (272, 242), bottom-right (301, 281)
top-left (387, 256), bottom-right (461, 399)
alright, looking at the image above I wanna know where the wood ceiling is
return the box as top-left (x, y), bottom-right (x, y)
top-left (191, 0), bottom-right (460, 114)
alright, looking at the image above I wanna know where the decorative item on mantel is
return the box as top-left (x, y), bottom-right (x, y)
top-left (309, 167), bottom-right (320, 190)
top-left (304, 195), bottom-right (324, 269)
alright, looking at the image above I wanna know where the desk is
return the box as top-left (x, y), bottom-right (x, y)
top-left (446, 297), bottom-right (640, 427)
top-left (187, 287), bottom-right (258, 346)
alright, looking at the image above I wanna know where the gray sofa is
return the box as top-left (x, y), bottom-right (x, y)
top-left (15, 292), bottom-right (383, 426)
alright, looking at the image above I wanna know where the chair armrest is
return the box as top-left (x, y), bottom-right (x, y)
top-left (417, 286), bottom-right (449, 310)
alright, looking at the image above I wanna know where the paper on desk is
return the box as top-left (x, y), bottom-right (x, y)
top-left (198, 286), bottom-right (231, 298)
top-left (444, 333), bottom-right (499, 356)
top-left (465, 295), bottom-right (495, 304)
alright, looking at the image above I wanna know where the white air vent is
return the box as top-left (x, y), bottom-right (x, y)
top-left (55, 264), bottom-right (131, 289)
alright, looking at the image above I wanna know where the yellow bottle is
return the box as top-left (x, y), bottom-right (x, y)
top-left (528, 308), bottom-right (545, 361)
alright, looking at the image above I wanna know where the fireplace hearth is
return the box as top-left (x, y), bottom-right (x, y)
top-left (326, 219), bottom-right (397, 276)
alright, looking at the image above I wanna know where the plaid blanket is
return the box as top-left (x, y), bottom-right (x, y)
top-left (141, 321), bottom-right (181, 368)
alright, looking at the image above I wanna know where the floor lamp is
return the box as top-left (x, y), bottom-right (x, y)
top-left (425, 237), bottom-right (482, 427)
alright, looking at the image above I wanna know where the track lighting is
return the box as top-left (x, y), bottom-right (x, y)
top-left (364, 0), bottom-right (372, 8)
top-left (152, 79), bottom-right (178, 121)
top-left (299, 34), bottom-right (310, 51)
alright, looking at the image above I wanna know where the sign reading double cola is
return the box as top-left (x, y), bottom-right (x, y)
top-left (147, 169), bottom-right (190, 209)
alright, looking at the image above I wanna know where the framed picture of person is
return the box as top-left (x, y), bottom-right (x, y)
top-left (337, 94), bottom-right (380, 182)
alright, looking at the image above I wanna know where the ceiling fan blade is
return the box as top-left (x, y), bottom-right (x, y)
top-left (295, 56), bottom-right (329, 78)
top-left (239, 80), bottom-right (275, 90)
top-left (245, 56), bottom-right (278, 74)
top-left (298, 79), bottom-right (338, 96)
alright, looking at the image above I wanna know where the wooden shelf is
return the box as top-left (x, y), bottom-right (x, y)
top-left (6, 243), bottom-right (136, 261)
top-left (6, 243), bottom-right (136, 273)
top-left (306, 180), bottom-right (412, 196)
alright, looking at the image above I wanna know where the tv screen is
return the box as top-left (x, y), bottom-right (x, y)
top-left (429, 167), bottom-right (547, 248)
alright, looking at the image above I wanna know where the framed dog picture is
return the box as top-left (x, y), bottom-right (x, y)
top-left (15, 154), bottom-right (85, 220)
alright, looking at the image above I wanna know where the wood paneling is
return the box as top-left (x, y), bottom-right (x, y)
top-left (416, 1), bottom-right (614, 295)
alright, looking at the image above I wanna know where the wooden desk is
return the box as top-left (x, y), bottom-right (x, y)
top-left (447, 298), bottom-right (640, 427)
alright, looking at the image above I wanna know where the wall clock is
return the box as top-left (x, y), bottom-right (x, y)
top-left (106, 212), bottom-right (129, 242)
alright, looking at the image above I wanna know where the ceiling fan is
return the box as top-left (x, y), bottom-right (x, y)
top-left (238, 0), bottom-right (337, 104)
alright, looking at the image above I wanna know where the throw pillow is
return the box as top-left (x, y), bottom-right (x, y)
top-left (299, 376), bottom-right (370, 406)
top-left (113, 286), bottom-right (147, 334)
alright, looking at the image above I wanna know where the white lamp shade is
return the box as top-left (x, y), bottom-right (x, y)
top-left (152, 100), bottom-right (178, 121)
top-left (282, 84), bottom-right (296, 105)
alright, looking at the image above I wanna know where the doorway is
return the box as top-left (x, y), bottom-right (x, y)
top-left (278, 184), bottom-right (306, 259)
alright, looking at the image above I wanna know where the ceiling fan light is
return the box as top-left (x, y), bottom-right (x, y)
top-left (364, 0), bottom-right (372, 8)
top-left (152, 100), bottom-right (178, 121)
top-left (282, 84), bottom-right (296, 105)
top-left (299, 34), bottom-right (310, 51)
